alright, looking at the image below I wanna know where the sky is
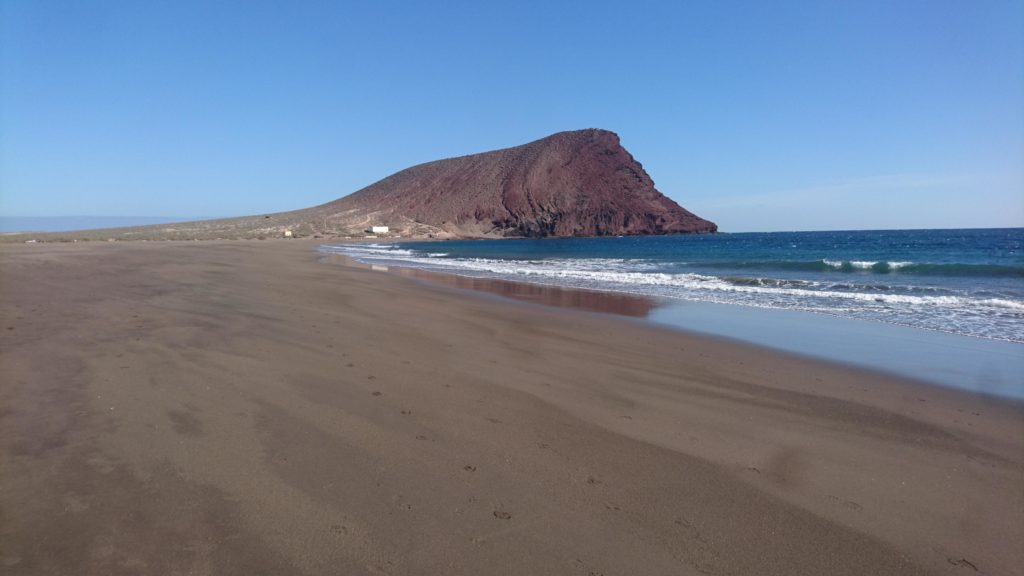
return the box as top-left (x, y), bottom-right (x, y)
top-left (1, 0), bottom-right (1022, 232)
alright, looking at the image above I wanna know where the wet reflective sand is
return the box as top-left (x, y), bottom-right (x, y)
top-left (325, 253), bottom-right (661, 318)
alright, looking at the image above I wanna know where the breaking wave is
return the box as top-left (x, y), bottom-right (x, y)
top-left (699, 259), bottom-right (1024, 277)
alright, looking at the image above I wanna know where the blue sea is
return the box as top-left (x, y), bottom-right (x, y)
top-left (322, 228), bottom-right (1024, 397)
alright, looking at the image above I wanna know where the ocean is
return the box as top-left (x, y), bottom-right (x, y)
top-left (325, 228), bottom-right (1024, 343)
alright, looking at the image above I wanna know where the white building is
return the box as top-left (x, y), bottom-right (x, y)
top-left (371, 226), bottom-right (389, 235)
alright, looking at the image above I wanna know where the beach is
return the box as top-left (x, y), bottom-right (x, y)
top-left (1, 239), bottom-right (1021, 575)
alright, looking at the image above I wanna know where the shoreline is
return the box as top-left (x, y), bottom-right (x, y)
top-left (2, 239), bottom-right (1022, 575)
top-left (325, 247), bottom-right (1024, 402)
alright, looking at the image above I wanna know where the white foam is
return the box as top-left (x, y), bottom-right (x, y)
top-left (980, 298), bottom-right (1024, 311)
top-left (822, 259), bottom-right (916, 270)
top-left (361, 252), bottom-right (999, 309)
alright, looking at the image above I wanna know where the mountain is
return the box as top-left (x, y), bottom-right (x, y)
top-left (3, 129), bottom-right (716, 242)
top-left (317, 128), bottom-right (716, 238)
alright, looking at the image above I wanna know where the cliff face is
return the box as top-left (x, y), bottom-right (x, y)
top-left (319, 129), bottom-right (716, 238)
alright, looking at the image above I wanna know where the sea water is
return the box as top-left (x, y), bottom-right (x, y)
top-left (322, 229), bottom-right (1024, 397)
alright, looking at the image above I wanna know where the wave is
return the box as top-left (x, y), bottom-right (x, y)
top-left (822, 259), bottom-right (912, 272)
top-left (334, 244), bottom-right (417, 257)
top-left (699, 259), bottom-right (1024, 277)
top-left (326, 244), bottom-right (1023, 278)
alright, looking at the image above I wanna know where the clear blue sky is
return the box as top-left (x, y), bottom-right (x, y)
top-left (2, 0), bottom-right (1022, 232)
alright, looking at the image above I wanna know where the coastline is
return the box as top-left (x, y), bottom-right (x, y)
top-left (327, 246), bottom-right (1024, 401)
top-left (2, 239), bottom-right (1021, 575)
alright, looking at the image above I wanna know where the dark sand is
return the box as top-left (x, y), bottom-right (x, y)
top-left (1, 240), bottom-right (1021, 575)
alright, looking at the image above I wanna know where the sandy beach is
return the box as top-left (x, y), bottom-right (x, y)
top-left (1, 239), bottom-right (1021, 576)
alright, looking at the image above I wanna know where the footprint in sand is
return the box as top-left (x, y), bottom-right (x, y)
top-left (493, 510), bottom-right (511, 520)
top-left (947, 557), bottom-right (979, 571)
top-left (826, 494), bottom-right (862, 511)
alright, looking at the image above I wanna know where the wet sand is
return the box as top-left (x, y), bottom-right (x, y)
top-left (1, 239), bottom-right (1021, 575)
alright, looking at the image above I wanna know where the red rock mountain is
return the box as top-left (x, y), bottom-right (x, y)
top-left (313, 128), bottom-right (716, 238)
top-left (5, 129), bottom-right (716, 242)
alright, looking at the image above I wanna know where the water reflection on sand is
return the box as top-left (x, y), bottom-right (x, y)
top-left (323, 253), bottom-right (660, 318)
